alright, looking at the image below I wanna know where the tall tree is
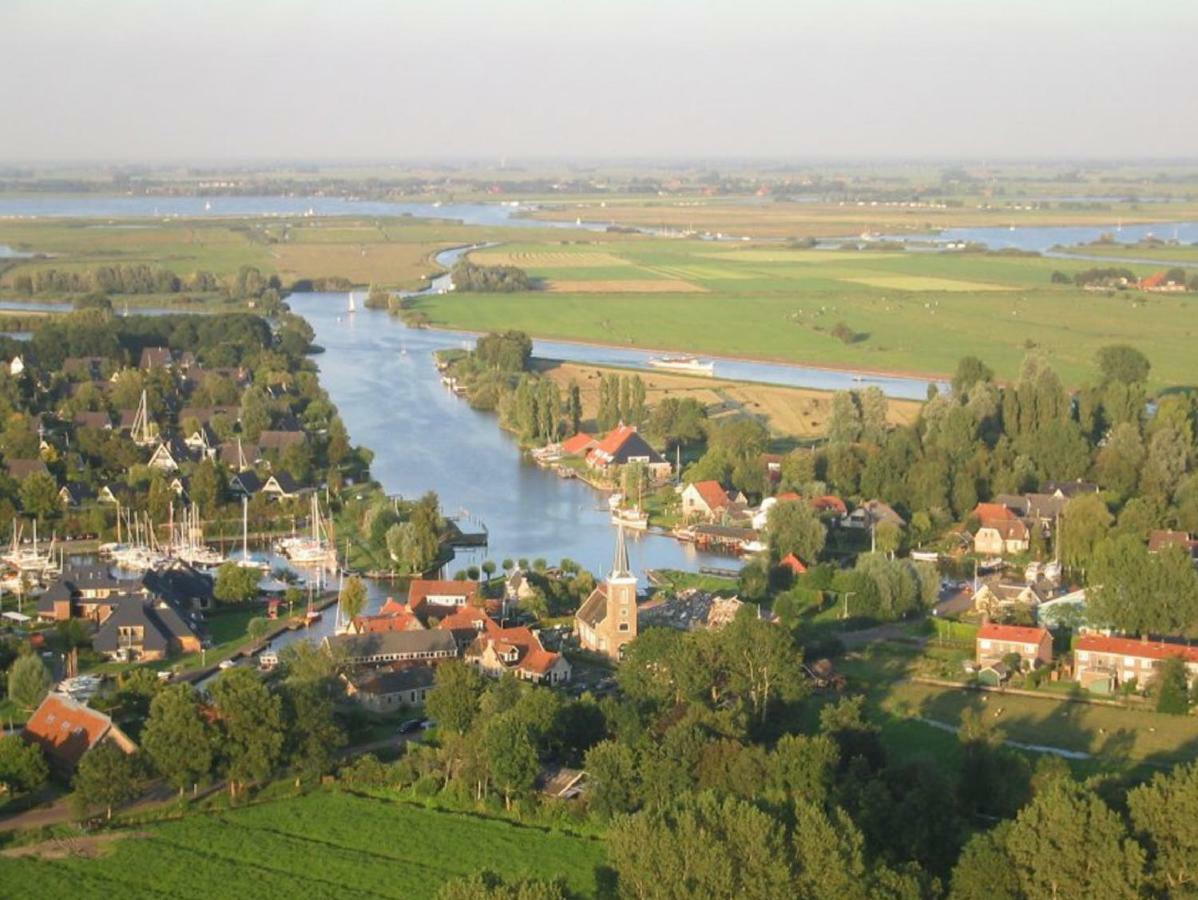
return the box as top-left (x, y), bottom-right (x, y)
top-left (1005, 779), bottom-right (1145, 900)
top-left (210, 667), bottom-right (284, 797)
top-left (7, 653), bottom-right (52, 710)
top-left (426, 661), bottom-right (487, 736)
top-left (484, 713), bottom-right (539, 810)
top-left (766, 500), bottom-right (826, 564)
top-left (142, 683), bottom-right (214, 795)
top-left (1127, 761), bottom-right (1198, 895)
top-left (0, 734), bottom-right (48, 795)
top-left (71, 742), bottom-right (141, 820)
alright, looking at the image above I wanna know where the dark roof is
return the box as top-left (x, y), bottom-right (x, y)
top-left (263, 471), bottom-right (302, 495)
top-left (1043, 480), bottom-right (1099, 498)
top-left (230, 470), bottom-right (263, 495)
top-left (141, 562), bottom-right (214, 607)
top-left (73, 410), bottom-right (112, 430)
top-left (139, 347), bottom-right (173, 370)
top-left (178, 406), bottom-right (238, 425)
top-left (58, 482), bottom-right (96, 505)
top-left (354, 667), bottom-right (437, 696)
top-left (93, 597), bottom-right (198, 654)
top-left (325, 629), bottom-right (458, 661)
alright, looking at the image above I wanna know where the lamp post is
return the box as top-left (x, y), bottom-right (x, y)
top-left (841, 591), bottom-right (856, 621)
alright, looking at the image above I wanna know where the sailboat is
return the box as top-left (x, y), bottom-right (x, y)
top-left (276, 494), bottom-right (337, 566)
top-left (130, 389), bottom-right (157, 447)
top-left (3, 519), bottom-right (57, 575)
top-left (347, 292), bottom-right (357, 314)
top-left (235, 496), bottom-right (269, 571)
top-left (169, 503), bottom-right (225, 567)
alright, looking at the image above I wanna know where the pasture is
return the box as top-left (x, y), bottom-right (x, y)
top-left (414, 239), bottom-right (1198, 387)
top-left (0, 790), bottom-right (605, 898)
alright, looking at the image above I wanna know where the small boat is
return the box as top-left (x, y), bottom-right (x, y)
top-left (739, 539), bottom-right (767, 554)
top-left (648, 356), bottom-right (714, 376)
top-left (611, 507), bottom-right (649, 531)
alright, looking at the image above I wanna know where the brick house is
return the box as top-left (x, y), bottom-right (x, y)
top-left (975, 622), bottom-right (1053, 670)
top-left (1074, 634), bottom-right (1198, 694)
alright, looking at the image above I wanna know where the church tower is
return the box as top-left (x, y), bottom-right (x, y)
top-left (574, 524), bottom-right (639, 659)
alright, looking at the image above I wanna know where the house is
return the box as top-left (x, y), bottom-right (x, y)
top-left (972, 580), bottom-right (1050, 618)
top-left (975, 622), bottom-right (1053, 670)
top-left (680, 480), bottom-right (747, 521)
top-left (810, 495), bottom-right (849, 517)
top-left (147, 439), bottom-right (189, 473)
top-left (140, 561), bottom-right (215, 612)
top-left (139, 347), bottom-right (174, 370)
top-left (92, 597), bottom-right (202, 662)
top-left (437, 604), bottom-right (500, 651)
top-left (37, 564), bottom-right (132, 622)
top-left (978, 660), bottom-right (1011, 687)
top-left (779, 553), bottom-right (807, 577)
top-left (465, 623), bottom-right (572, 685)
top-left (322, 629), bottom-right (459, 666)
top-left (63, 356), bottom-right (108, 381)
top-left (843, 500), bottom-right (905, 530)
top-left (1139, 271), bottom-right (1187, 293)
top-left (559, 433), bottom-right (596, 456)
top-left (691, 523), bottom-right (758, 553)
top-left (505, 568), bottom-right (538, 604)
top-left (229, 470), bottom-right (263, 498)
top-left (585, 425), bottom-right (671, 480)
top-left (256, 430), bottom-right (306, 454)
top-left (575, 527), bottom-right (638, 660)
top-left (351, 598), bottom-right (426, 635)
top-left (58, 483), bottom-right (96, 507)
top-left (1148, 529), bottom-right (1198, 560)
top-left (219, 439), bottom-right (253, 471)
top-left (73, 410), bottom-right (112, 431)
top-left (5, 458), bottom-right (49, 482)
top-left (97, 483), bottom-right (133, 506)
top-left (260, 471), bottom-right (303, 500)
top-left (1042, 480), bottom-right (1099, 499)
top-left (344, 667), bottom-right (437, 713)
top-left (182, 422), bottom-right (218, 456)
top-left (973, 518), bottom-right (1030, 556)
top-left (406, 579), bottom-right (481, 620)
top-left (1074, 634), bottom-right (1198, 694)
top-left (22, 693), bottom-right (137, 775)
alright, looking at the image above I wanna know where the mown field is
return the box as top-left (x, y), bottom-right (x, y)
top-left (0, 218), bottom-right (602, 293)
top-left (0, 791), bottom-right (605, 898)
top-left (416, 240), bottom-right (1198, 387)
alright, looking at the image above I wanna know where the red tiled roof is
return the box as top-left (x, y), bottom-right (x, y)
top-left (437, 605), bottom-right (500, 636)
top-left (407, 579), bottom-right (479, 613)
top-left (1148, 530), bottom-right (1198, 553)
top-left (690, 480), bottom-right (732, 511)
top-left (811, 495), bottom-right (847, 515)
top-left (779, 553), bottom-right (807, 575)
top-left (1077, 634), bottom-right (1198, 663)
top-left (978, 623), bottom-right (1049, 645)
top-left (973, 503), bottom-right (1017, 523)
top-left (1140, 272), bottom-right (1167, 289)
top-left (353, 609), bottom-right (424, 633)
top-left (22, 694), bottom-right (127, 770)
top-left (379, 597), bottom-right (407, 615)
top-left (775, 491), bottom-right (802, 502)
top-left (560, 433), bottom-right (595, 455)
top-left (593, 424), bottom-right (637, 457)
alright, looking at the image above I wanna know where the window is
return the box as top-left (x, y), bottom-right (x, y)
top-left (980, 640), bottom-right (991, 650)
top-left (619, 623), bottom-right (630, 632)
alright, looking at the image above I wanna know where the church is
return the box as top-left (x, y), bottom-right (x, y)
top-left (575, 525), bottom-right (639, 660)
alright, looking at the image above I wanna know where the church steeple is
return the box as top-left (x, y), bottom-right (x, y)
top-left (610, 523), bottom-right (632, 580)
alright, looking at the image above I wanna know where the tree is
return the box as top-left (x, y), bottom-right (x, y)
top-left (567, 380), bottom-right (583, 434)
top-left (214, 561), bottom-right (260, 604)
top-left (0, 734), bottom-right (48, 795)
top-left (1060, 493), bottom-right (1112, 572)
top-left (827, 391), bottom-right (862, 445)
top-left (1096, 344), bottom-right (1150, 386)
top-left (1127, 761), bottom-right (1198, 895)
top-left (435, 871), bottom-right (572, 900)
top-left (606, 792), bottom-right (793, 900)
top-left (19, 472), bottom-right (58, 521)
top-left (72, 742), bottom-right (140, 820)
top-left (791, 800), bottom-right (869, 899)
top-left (584, 740), bottom-right (640, 819)
top-left (210, 667), bottom-right (284, 796)
top-left (339, 575), bottom-right (368, 622)
top-left (722, 612), bottom-right (807, 724)
top-left (1094, 422), bottom-right (1144, 502)
top-left (1006, 778), bottom-right (1145, 900)
top-left (767, 500), bottom-right (826, 564)
top-left (875, 520), bottom-right (902, 557)
top-left (949, 824), bottom-right (1020, 900)
top-left (142, 684), bottom-right (214, 795)
top-left (426, 661), bottom-right (486, 736)
top-left (484, 713), bottom-right (539, 810)
top-left (284, 681), bottom-right (346, 782)
top-left (1154, 656), bottom-right (1191, 715)
top-left (7, 653), bottom-right (52, 710)
top-left (952, 355), bottom-right (994, 395)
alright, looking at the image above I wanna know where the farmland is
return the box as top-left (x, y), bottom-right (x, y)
top-left (0, 791), bottom-right (605, 898)
top-left (536, 359), bottom-right (922, 440)
top-left (416, 239), bottom-right (1198, 387)
top-left (527, 197), bottom-right (1198, 238)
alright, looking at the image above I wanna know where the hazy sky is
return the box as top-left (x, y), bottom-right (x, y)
top-left (3, 0), bottom-right (1196, 162)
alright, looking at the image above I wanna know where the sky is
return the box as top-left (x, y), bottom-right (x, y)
top-left (2, 0), bottom-right (1196, 163)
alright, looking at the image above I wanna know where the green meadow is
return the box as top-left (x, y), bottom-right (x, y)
top-left (0, 791), bottom-right (605, 898)
top-left (417, 240), bottom-right (1197, 387)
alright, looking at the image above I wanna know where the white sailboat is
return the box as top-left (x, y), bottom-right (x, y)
top-left (235, 496), bottom-right (269, 571)
top-left (276, 494), bottom-right (337, 566)
top-left (130, 389), bottom-right (157, 447)
top-left (347, 292), bottom-right (357, 314)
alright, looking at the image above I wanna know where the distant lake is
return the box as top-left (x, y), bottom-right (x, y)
top-left (878, 221), bottom-right (1198, 253)
top-left (0, 195), bottom-right (599, 230)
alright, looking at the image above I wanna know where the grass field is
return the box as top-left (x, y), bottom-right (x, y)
top-left (413, 240), bottom-right (1198, 387)
top-left (536, 359), bottom-right (921, 440)
top-left (527, 198), bottom-right (1198, 238)
top-left (0, 790), bottom-right (605, 898)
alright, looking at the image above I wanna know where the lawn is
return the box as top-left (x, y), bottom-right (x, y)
top-left (0, 790), bottom-right (606, 898)
top-left (414, 239), bottom-right (1198, 387)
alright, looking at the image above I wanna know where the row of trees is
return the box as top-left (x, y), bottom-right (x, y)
top-left (596, 373), bottom-right (646, 432)
top-left (11, 265), bottom-right (220, 297)
top-left (450, 261), bottom-right (532, 293)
